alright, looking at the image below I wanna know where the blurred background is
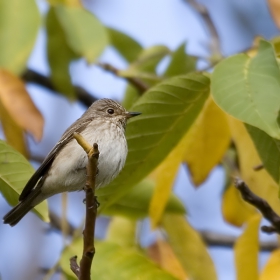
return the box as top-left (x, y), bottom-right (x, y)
top-left (0, 0), bottom-right (279, 279)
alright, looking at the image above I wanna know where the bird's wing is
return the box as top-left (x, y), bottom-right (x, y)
top-left (19, 117), bottom-right (94, 201)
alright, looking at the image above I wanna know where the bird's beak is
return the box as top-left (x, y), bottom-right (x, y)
top-left (126, 111), bottom-right (142, 119)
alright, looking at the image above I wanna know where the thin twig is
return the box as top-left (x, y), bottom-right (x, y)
top-left (70, 256), bottom-right (80, 278)
top-left (70, 132), bottom-right (99, 279)
top-left (253, 163), bottom-right (264, 171)
top-left (97, 62), bottom-right (149, 93)
top-left (184, 0), bottom-right (222, 60)
top-left (48, 212), bottom-right (278, 251)
top-left (21, 69), bottom-right (97, 107)
top-left (48, 211), bottom-right (76, 236)
top-left (200, 230), bottom-right (277, 251)
top-left (234, 178), bottom-right (280, 234)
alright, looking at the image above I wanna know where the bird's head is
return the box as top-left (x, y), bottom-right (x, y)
top-left (88, 98), bottom-right (141, 129)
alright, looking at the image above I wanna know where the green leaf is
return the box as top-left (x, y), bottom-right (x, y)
top-left (60, 239), bottom-right (178, 280)
top-left (118, 70), bottom-right (161, 82)
top-left (97, 73), bottom-right (210, 210)
top-left (55, 5), bottom-right (108, 63)
top-left (129, 45), bottom-right (170, 73)
top-left (164, 43), bottom-right (197, 77)
top-left (107, 27), bottom-right (142, 63)
top-left (48, 0), bottom-right (81, 6)
top-left (0, 140), bottom-right (49, 222)
top-left (162, 214), bottom-right (217, 280)
top-left (271, 36), bottom-right (280, 57)
top-left (106, 216), bottom-right (136, 247)
top-left (122, 84), bottom-right (140, 110)
top-left (211, 40), bottom-right (280, 139)
top-left (118, 45), bottom-right (170, 88)
top-left (0, 0), bottom-right (41, 74)
top-left (46, 8), bottom-right (76, 99)
top-left (103, 179), bottom-right (185, 219)
top-left (120, 45), bottom-right (170, 100)
top-left (246, 124), bottom-right (280, 183)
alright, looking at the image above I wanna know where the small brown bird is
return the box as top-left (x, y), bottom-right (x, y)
top-left (3, 98), bottom-right (141, 226)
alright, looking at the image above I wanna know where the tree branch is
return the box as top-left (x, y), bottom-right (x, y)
top-left (234, 178), bottom-right (280, 234)
top-left (184, 0), bottom-right (222, 60)
top-left (21, 69), bottom-right (97, 108)
top-left (97, 62), bottom-right (149, 93)
top-left (70, 132), bottom-right (99, 280)
top-left (48, 211), bottom-right (279, 252)
top-left (70, 256), bottom-right (80, 278)
top-left (48, 211), bottom-right (76, 236)
top-left (200, 230), bottom-right (277, 251)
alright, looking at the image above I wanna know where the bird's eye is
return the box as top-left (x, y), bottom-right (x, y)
top-left (107, 108), bottom-right (114, 114)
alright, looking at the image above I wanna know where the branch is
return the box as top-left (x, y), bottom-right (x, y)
top-left (184, 0), bottom-right (222, 60)
top-left (48, 211), bottom-right (279, 251)
top-left (21, 69), bottom-right (97, 108)
top-left (70, 132), bottom-right (99, 280)
top-left (49, 211), bottom-right (76, 236)
top-left (234, 178), bottom-right (280, 234)
top-left (200, 230), bottom-right (277, 251)
top-left (47, 208), bottom-right (279, 253)
top-left (97, 62), bottom-right (149, 93)
top-left (70, 256), bottom-right (80, 278)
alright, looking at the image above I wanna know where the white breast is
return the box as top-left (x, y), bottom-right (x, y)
top-left (41, 119), bottom-right (128, 197)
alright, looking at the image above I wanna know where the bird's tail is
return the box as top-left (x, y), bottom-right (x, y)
top-left (3, 187), bottom-right (41, 226)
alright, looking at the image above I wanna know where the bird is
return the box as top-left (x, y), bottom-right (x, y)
top-left (3, 98), bottom-right (141, 226)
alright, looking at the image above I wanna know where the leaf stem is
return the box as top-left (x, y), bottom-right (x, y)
top-left (97, 62), bottom-right (149, 93)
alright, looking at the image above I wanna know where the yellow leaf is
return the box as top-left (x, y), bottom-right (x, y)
top-left (0, 69), bottom-right (44, 141)
top-left (162, 214), bottom-right (217, 280)
top-left (260, 249), bottom-right (280, 280)
top-left (147, 240), bottom-right (188, 280)
top-left (48, 0), bottom-right (81, 6)
top-left (184, 98), bottom-right (231, 186)
top-left (149, 98), bottom-right (229, 228)
top-left (222, 184), bottom-right (256, 227)
top-left (271, 36), bottom-right (280, 58)
top-left (228, 118), bottom-right (280, 215)
top-left (234, 214), bottom-right (261, 280)
top-left (267, 0), bottom-right (280, 29)
top-left (149, 132), bottom-right (189, 228)
top-left (0, 101), bottom-right (28, 157)
top-left (106, 216), bottom-right (136, 247)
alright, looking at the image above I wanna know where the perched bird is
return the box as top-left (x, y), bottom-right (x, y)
top-left (3, 98), bottom-right (141, 226)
